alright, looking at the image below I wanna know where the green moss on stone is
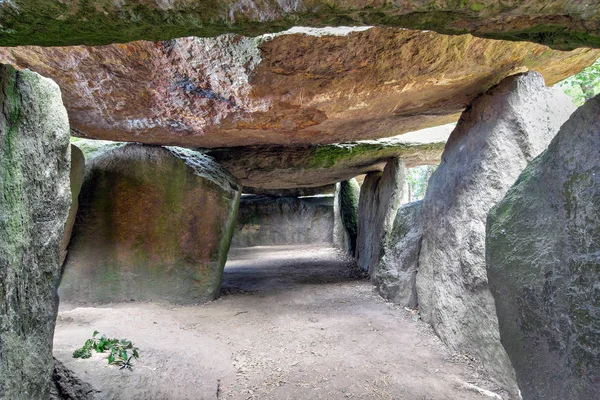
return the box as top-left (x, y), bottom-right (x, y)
top-left (480, 24), bottom-right (600, 51)
top-left (470, 3), bottom-right (485, 12)
top-left (339, 179), bottom-right (360, 252)
top-left (307, 142), bottom-right (445, 169)
top-left (1, 2), bottom-right (596, 50)
top-left (211, 189), bottom-right (241, 299)
top-left (564, 171), bottom-right (591, 219)
top-left (70, 137), bottom-right (124, 159)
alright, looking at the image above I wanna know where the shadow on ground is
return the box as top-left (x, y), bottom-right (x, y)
top-left (221, 245), bottom-right (367, 295)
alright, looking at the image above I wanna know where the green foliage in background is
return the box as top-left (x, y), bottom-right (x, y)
top-left (406, 165), bottom-right (437, 202)
top-left (558, 59), bottom-right (600, 107)
top-left (73, 330), bottom-right (140, 370)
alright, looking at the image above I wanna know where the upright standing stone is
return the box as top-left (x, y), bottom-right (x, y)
top-left (416, 71), bottom-right (575, 392)
top-left (61, 144), bottom-right (241, 304)
top-left (355, 158), bottom-right (407, 275)
top-left (59, 144), bottom-right (85, 265)
top-left (0, 66), bottom-right (71, 398)
top-left (373, 200), bottom-right (423, 309)
top-left (232, 195), bottom-right (334, 248)
top-left (487, 94), bottom-right (600, 400)
top-left (333, 179), bottom-right (360, 255)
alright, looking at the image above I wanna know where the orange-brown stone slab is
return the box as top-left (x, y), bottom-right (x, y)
top-left (60, 144), bottom-right (241, 304)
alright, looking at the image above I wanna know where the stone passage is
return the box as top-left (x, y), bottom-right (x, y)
top-left (0, 65), bottom-right (71, 398)
top-left (415, 71), bottom-right (575, 393)
top-left (60, 144), bottom-right (241, 304)
top-left (355, 158), bottom-right (408, 275)
top-left (231, 195), bottom-right (334, 248)
top-left (487, 93), bottom-right (600, 400)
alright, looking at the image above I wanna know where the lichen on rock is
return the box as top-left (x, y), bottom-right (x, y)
top-left (333, 179), bottom-right (360, 255)
top-left (355, 158), bottom-right (408, 275)
top-left (415, 71), bottom-right (575, 394)
top-left (0, 65), bottom-right (71, 398)
top-left (1, 1), bottom-right (600, 49)
top-left (60, 144), bottom-right (241, 304)
top-left (373, 201), bottom-right (423, 309)
top-left (487, 93), bottom-right (600, 400)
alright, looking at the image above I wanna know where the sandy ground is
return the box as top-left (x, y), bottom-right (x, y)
top-left (54, 245), bottom-right (506, 400)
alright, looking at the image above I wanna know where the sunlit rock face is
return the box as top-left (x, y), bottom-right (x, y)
top-left (416, 71), bottom-right (575, 394)
top-left (0, 1), bottom-right (599, 49)
top-left (487, 94), bottom-right (600, 400)
top-left (0, 27), bottom-right (597, 148)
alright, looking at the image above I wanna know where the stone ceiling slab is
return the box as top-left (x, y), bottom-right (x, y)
top-left (0, 28), bottom-right (596, 148)
top-left (1, 1), bottom-right (600, 49)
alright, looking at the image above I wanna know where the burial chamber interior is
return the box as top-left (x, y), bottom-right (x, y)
top-left (1, 12), bottom-right (599, 400)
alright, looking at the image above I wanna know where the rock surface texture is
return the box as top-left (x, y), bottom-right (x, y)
top-left (0, 66), bottom-right (71, 398)
top-left (373, 201), bottom-right (423, 309)
top-left (231, 195), bottom-right (333, 248)
top-left (61, 144), bottom-right (241, 304)
top-left (416, 71), bottom-right (576, 393)
top-left (59, 144), bottom-right (85, 265)
top-left (333, 179), bottom-right (360, 255)
top-left (487, 94), bottom-right (600, 400)
top-left (243, 185), bottom-right (335, 197)
top-left (206, 136), bottom-right (444, 189)
top-left (356, 158), bottom-right (407, 275)
top-left (49, 358), bottom-right (95, 400)
top-left (1, 1), bottom-right (600, 49)
top-left (0, 28), bottom-right (597, 148)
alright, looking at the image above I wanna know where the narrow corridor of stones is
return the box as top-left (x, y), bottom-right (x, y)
top-left (53, 245), bottom-right (504, 400)
top-left (3, 7), bottom-right (599, 396)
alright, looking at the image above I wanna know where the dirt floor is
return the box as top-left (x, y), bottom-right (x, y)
top-left (54, 245), bottom-right (507, 400)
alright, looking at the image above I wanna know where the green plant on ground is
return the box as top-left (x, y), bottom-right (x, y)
top-left (72, 330), bottom-right (140, 370)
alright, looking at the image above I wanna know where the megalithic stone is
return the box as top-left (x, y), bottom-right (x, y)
top-left (487, 93), bottom-right (600, 400)
top-left (0, 65), bottom-right (71, 398)
top-left (416, 71), bottom-right (575, 394)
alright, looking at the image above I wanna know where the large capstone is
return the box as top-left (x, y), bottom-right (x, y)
top-left (356, 158), bottom-right (408, 275)
top-left (243, 185), bottom-right (335, 198)
top-left (487, 94), bottom-right (600, 400)
top-left (0, 28), bottom-right (596, 148)
top-left (0, 66), bottom-right (71, 398)
top-left (415, 71), bottom-right (575, 393)
top-left (60, 144), bottom-right (241, 304)
top-left (373, 201), bottom-right (423, 309)
top-left (1, 1), bottom-right (600, 49)
top-left (231, 195), bottom-right (334, 248)
top-left (205, 134), bottom-right (445, 189)
top-left (333, 179), bottom-right (360, 255)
